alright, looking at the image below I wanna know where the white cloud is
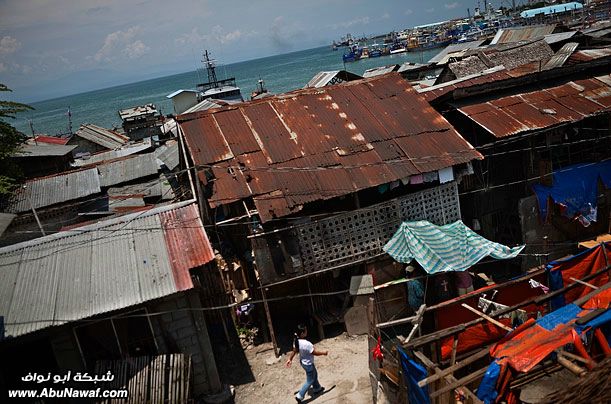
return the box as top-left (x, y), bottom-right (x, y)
top-left (0, 62), bottom-right (6, 72)
top-left (381, 12), bottom-right (390, 20)
top-left (331, 16), bottom-right (370, 30)
top-left (426, 7), bottom-right (435, 13)
top-left (123, 40), bottom-right (150, 59)
top-left (211, 25), bottom-right (244, 44)
top-left (0, 36), bottom-right (21, 55)
top-left (175, 27), bottom-right (208, 46)
top-left (405, 9), bottom-right (413, 16)
top-left (94, 26), bottom-right (141, 62)
top-left (445, 2), bottom-right (460, 9)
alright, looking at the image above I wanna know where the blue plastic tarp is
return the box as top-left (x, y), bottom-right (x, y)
top-left (398, 346), bottom-right (430, 404)
top-left (533, 160), bottom-right (611, 225)
top-left (536, 303), bottom-right (581, 330)
top-left (476, 361), bottom-right (500, 404)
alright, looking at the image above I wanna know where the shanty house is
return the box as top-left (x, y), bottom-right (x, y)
top-left (177, 73), bottom-right (482, 343)
top-left (438, 65), bottom-right (611, 266)
top-left (0, 201), bottom-right (222, 398)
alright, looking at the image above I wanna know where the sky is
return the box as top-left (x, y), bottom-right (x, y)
top-left (0, 0), bottom-right (481, 102)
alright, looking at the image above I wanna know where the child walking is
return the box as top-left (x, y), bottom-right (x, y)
top-left (285, 324), bottom-right (328, 403)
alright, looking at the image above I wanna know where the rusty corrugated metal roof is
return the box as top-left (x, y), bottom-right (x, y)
top-left (0, 201), bottom-right (213, 338)
top-left (457, 74), bottom-right (611, 138)
top-left (179, 73), bottom-right (482, 222)
top-left (490, 25), bottom-right (556, 45)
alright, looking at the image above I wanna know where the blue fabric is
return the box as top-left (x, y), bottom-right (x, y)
top-left (407, 279), bottom-right (425, 312)
top-left (575, 309), bottom-right (611, 334)
top-left (398, 346), bottom-right (430, 404)
top-left (537, 304), bottom-right (581, 331)
top-left (547, 265), bottom-right (566, 310)
top-left (532, 160), bottom-right (611, 223)
top-left (477, 361), bottom-right (501, 404)
top-left (297, 363), bottom-right (321, 400)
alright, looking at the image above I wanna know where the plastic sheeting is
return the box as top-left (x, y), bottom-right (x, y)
top-left (383, 220), bottom-right (524, 274)
top-left (398, 347), bottom-right (430, 404)
top-left (532, 160), bottom-right (611, 225)
top-left (477, 361), bottom-right (501, 404)
top-left (547, 242), bottom-right (611, 310)
top-left (490, 289), bottom-right (610, 373)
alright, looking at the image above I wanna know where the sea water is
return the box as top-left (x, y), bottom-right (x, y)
top-left (15, 45), bottom-right (439, 135)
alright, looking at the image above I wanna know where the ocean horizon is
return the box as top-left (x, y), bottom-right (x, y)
top-left (14, 44), bottom-right (439, 136)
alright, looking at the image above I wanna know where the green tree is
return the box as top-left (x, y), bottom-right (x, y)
top-left (0, 84), bottom-right (32, 194)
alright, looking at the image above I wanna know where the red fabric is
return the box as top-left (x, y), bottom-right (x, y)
top-left (582, 287), bottom-right (611, 310)
top-left (549, 243), bottom-right (610, 304)
top-left (372, 336), bottom-right (383, 362)
top-left (440, 319), bottom-right (512, 361)
top-left (435, 273), bottom-right (547, 331)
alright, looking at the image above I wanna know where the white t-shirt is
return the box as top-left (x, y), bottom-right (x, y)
top-left (297, 339), bottom-right (314, 366)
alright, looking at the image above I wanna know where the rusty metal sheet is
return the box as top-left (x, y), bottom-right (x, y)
top-left (458, 76), bottom-right (611, 138)
top-left (213, 109), bottom-right (261, 156)
top-left (180, 74), bottom-right (482, 222)
top-left (271, 96), bottom-right (336, 156)
top-left (181, 115), bottom-right (233, 164)
top-left (243, 102), bottom-right (303, 164)
top-left (159, 203), bottom-right (214, 290)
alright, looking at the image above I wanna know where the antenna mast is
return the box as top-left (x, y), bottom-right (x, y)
top-left (203, 50), bottom-right (219, 88)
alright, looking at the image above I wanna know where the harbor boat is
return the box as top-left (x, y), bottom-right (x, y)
top-left (342, 45), bottom-right (362, 63)
top-left (196, 50), bottom-right (243, 102)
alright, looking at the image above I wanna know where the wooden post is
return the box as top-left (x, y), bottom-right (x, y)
top-left (450, 337), bottom-right (459, 367)
top-left (413, 351), bottom-right (484, 404)
top-left (259, 280), bottom-right (279, 358)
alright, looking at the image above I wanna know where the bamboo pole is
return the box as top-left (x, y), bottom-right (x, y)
top-left (461, 303), bottom-right (513, 332)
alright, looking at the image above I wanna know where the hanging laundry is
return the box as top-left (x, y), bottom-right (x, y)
top-left (529, 278), bottom-right (549, 293)
top-left (409, 174), bottom-right (424, 184)
top-left (438, 167), bottom-right (454, 184)
top-left (422, 171), bottom-right (438, 183)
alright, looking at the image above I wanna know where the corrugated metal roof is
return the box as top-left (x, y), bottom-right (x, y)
top-left (0, 213), bottom-right (15, 237)
top-left (30, 135), bottom-right (70, 145)
top-left (544, 31), bottom-right (578, 44)
top-left (118, 104), bottom-right (159, 120)
top-left (154, 140), bottom-right (179, 170)
top-left (5, 168), bottom-right (101, 213)
top-left (491, 25), bottom-right (556, 45)
top-left (457, 74), bottom-right (611, 138)
top-left (14, 143), bottom-right (77, 157)
top-left (520, 2), bottom-right (582, 18)
top-left (428, 40), bottom-right (486, 64)
top-left (0, 201), bottom-right (214, 338)
top-left (305, 70), bottom-right (363, 88)
top-left (72, 138), bottom-right (153, 167)
top-left (397, 62), bottom-right (429, 73)
top-left (97, 153), bottom-right (159, 187)
top-left (107, 176), bottom-right (174, 201)
top-left (362, 65), bottom-right (399, 78)
top-left (181, 98), bottom-right (241, 114)
top-left (179, 73), bottom-right (482, 222)
top-left (75, 124), bottom-right (129, 150)
top-left (542, 42), bottom-right (579, 70)
top-left (419, 66), bottom-right (509, 102)
top-left (166, 89), bottom-right (199, 99)
top-left (566, 48), bottom-right (611, 64)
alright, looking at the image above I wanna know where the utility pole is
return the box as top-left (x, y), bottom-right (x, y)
top-left (24, 185), bottom-right (46, 236)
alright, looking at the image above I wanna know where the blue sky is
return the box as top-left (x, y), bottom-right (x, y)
top-left (1, 0), bottom-right (481, 102)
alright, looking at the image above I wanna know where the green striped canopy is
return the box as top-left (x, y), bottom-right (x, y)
top-left (383, 220), bottom-right (524, 274)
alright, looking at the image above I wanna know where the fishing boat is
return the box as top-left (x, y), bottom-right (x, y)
top-left (196, 50), bottom-right (243, 102)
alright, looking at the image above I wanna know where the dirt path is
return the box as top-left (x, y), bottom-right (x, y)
top-left (234, 333), bottom-right (371, 404)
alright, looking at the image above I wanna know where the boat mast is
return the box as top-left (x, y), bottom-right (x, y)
top-left (203, 50), bottom-right (219, 88)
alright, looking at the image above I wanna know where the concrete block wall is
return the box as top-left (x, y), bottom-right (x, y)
top-left (150, 291), bottom-right (222, 396)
